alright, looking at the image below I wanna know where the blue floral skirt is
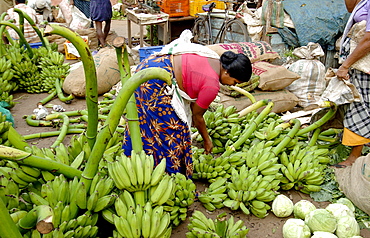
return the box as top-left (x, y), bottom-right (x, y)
top-left (122, 54), bottom-right (193, 178)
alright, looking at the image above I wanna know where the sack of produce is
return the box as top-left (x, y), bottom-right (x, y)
top-left (63, 48), bottom-right (120, 97)
top-left (253, 61), bottom-right (301, 91)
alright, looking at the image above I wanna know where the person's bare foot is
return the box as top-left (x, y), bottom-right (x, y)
top-left (333, 145), bottom-right (363, 167)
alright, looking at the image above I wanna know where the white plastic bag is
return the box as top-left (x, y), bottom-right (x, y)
top-left (69, 6), bottom-right (91, 30)
top-left (319, 68), bottom-right (361, 105)
top-left (158, 29), bottom-right (220, 59)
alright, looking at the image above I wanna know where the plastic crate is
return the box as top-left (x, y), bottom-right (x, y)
top-left (158, 0), bottom-right (189, 17)
top-left (189, 0), bottom-right (225, 16)
top-left (139, 45), bottom-right (164, 62)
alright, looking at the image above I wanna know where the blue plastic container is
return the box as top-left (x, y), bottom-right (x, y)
top-left (29, 42), bottom-right (43, 49)
top-left (139, 45), bottom-right (164, 62)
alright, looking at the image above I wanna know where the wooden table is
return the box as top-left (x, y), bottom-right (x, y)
top-left (125, 9), bottom-right (169, 48)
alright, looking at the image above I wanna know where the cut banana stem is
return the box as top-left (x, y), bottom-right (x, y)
top-left (224, 100), bottom-right (274, 156)
top-left (22, 129), bottom-right (85, 140)
top-left (308, 128), bottom-right (321, 146)
top-left (18, 205), bottom-right (54, 234)
top-left (0, 21), bottom-right (33, 56)
top-left (45, 113), bottom-right (70, 148)
top-left (272, 119), bottom-right (301, 156)
top-left (0, 145), bottom-right (82, 178)
top-left (81, 67), bottom-right (172, 190)
top-left (238, 99), bottom-right (269, 118)
top-left (229, 85), bottom-right (256, 103)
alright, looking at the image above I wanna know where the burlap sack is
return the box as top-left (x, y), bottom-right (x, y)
top-left (334, 154), bottom-right (370, 216)
top-left (286, 59), bottom-right (326, 108)
top-left (219, 89), bottom-right (299, 113)
top-left (253, 61), bottom-right (300, 91)
top-left (206, 41), bottom-right (280, 63)
top-left (63, 47), bottom-right (120, 97)
top-left (348, 20), bottom-right (370, 74)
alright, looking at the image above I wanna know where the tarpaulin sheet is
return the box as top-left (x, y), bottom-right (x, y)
top-left (283, 0), bottom-right (350, 47)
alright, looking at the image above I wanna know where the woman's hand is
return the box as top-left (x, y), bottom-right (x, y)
top-left (191, 103), bottom-right (213, 154)
top-left (336, 65), bottom-right (350, 80)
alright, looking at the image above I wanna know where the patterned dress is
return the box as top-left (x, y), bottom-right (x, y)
top-left (122, 55), bottom-right (193, 178)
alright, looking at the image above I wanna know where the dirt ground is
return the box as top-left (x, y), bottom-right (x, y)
top-left (8, 20), bottom-right (370, 238)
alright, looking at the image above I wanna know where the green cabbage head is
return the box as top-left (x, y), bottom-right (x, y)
top-left (272, 194), bottom-right (294, 217)
top-left (326, 203), bottom-right (354, 221)
top-left (335, 198), bottom-right (355, 212)
top-left (293, 200), bottom-right (316, 220)
top-left (335, 216), bottom-right (360, 238)
top-left (305, 209), bottom-right (337, 233)
top-left (283, 218), bottom-right (311, 238)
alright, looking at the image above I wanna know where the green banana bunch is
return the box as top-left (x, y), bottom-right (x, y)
top-left (186, 211), bottom-right (249, 238)
top-left (192, 153), bottom-right (232, 181)
top-left (197, 177), bottom-right (228, 212)
top-left (0, 174), bottom-right (20, 210)
top-left (164, 173), bottom-right (196, 226)
top-left (114, 202), bottom-right (172, 238)
top-left (279, 143), bottom-right (328, 193)
top-left (223, 165), bottom-right (280, 217)
top-left (108, 150), bottom-right (165, 193)
top-left (222, 73), bottom-right (260, 97)
top-left (86, 174), bottom-right (116, 212)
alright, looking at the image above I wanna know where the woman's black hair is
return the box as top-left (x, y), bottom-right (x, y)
top-left (16, 0), bottom-right (26, 3)
top-left (220, 51), bottom-right (252, 82)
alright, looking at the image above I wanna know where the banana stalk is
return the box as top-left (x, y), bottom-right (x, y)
top-left (13, 9), bottom-right (50, 50)
top-left (55, 77), bottom-right (74, 103)
top-left (229, 85), bottom-right (256, 103)
top-left (38, 90), bottom-right (57, 105)
top-left (45, 113), bottom-right (70, 148)
top-left (271, 119), bottom-right (301, 155)
top-left (0, 21), bottom-right (33, 56)
top-left (238, 99), bottom-right (269, 118)
top-left (23, 129), bottom-right (85, 140)
top-left (0, 145), bottom-right (82, 178)
top-left (45, 24), bottom-right (98, 148)
top-left (308, 128), bottom-right (321, 146)
top-left (18, 205), bottom-right (53, 234)
top-left (223, 100), bottom-right (274, 156)
top-left (114, 37), bottom-right (143, 152)
top-left (296, 101), bottom-right (337, 137)
top-left (0, 199), bottom-right (23, 238)
top-left (81, 67), bottom-right (172, 190)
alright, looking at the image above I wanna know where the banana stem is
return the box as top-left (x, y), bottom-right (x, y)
top-left (81, 67), bottom-right (172, 190)
top-left (18, 205), bottom-right (53, 234)
top-left (296, 102), bottom-right (337, 137)
top-left (0, 145), bottom-right (82, 178)
top-left (0, 199), bottom-right (23, 238)
top-left (45, 24), bottom-right (98, 149)
top-left (238, 99), bottom-right (269, 118)
top-left (13, 9), bottom-right (50, 50)
top-left (55, 78), bottom-right (74, 103)
top-left (223, 100), bottom-right (274, 156)
top-left (271, 119), bottom-right (301, 155)
top-left (45, 113), bottom-right (70, 148)
top-left (114, 38), bottom-right (143, 152)
top-left (308, 128), bottom-right (321, 146)
top-left (23, 129), bottom-right (84, 140)
top-left (38, 90), bottom-right (57, 105)
top-left (0, 21), bottom-right (33, 56)
top-left (229, 85), bottom-right (256, 103)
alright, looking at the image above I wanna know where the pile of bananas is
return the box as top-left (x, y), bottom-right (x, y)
top-left (219, 73), bottom-right (260, 97)
top-left (164, 173), bottom-right (196, 226)
top-left (1, 42), bottom-right (70, 94)
top-left (186, 211), bottom-right (249, 238)
top-left (224, 165), bottom-right (280, 218)
top-left (279, 143), bottom-right (329, 193)
top-left (197, 177), bottom-right (227, 211)
top-left (0, 173), bottom-right (21, 210)
top-left (0, 112), bottom-right (13, 146)
top-left (0, 57), bottom-right (17, 108)
top-left (113, 202), bottom-right (172, 238)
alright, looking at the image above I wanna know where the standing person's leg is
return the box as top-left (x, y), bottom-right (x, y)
top-left (103, 19), bottom-right (111, 44)
top-left (95, 21), bottom-right (105, 47)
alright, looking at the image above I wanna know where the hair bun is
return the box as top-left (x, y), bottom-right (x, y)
top-left (221, 51), bottom-right (238, 65)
